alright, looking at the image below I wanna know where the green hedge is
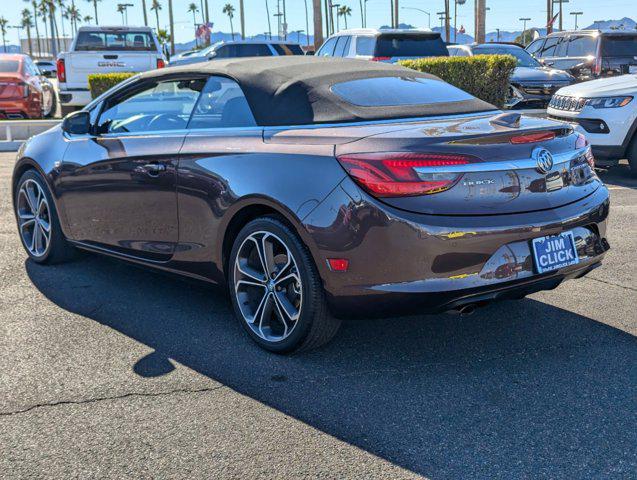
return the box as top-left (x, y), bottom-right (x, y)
top-left (88, 73), bottom-right (136, 99)
top-left (400, 55), bottom-right (517, 108)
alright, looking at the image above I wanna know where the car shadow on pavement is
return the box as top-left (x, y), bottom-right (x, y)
top-left (26, 254), bottom-right (637, 478)
top-left (598, 163), bottom-right (637, 189)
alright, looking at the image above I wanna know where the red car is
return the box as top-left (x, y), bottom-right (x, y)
top-left (0, 54), bottom-right (56, 119)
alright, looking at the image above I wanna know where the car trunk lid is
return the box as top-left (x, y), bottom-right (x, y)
top-left (335, 113), bottom-right (600, 215)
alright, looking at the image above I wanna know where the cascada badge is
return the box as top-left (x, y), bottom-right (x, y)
top-left (533, 146), bottom-right (554, 174)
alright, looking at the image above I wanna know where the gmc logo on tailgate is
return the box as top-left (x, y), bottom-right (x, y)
top-left (98, 61), bottom-right (125, 67)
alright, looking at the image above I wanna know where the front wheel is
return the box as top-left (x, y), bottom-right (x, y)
top-left (627, 133), bottom-right (637, 177)
top-left (228, 217), bottom-right (340, 353)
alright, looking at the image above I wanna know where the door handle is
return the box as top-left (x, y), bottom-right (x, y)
top-left (143, 162), bottom-right (166, 176)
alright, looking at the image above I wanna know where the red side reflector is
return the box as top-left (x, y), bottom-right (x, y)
top-left (510, 131), bottom-right (556, 144)
top-left (327, 258), bottom-right (349, 272)
top-left (156, 58), bottom-right (166, 69)
top-left (371, 56), bottom-right (391, 61)
top-left (56, 58), bottom-right (66, 83)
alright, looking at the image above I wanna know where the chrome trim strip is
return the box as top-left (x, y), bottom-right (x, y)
top-left (413, 148), bottom-right (585, 174)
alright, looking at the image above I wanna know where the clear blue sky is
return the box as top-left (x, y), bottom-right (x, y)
top-left (1, 0), bottom-right (635, 45)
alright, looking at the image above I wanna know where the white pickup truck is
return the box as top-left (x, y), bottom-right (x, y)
top-left (56, 26), bottom-right (166, 116)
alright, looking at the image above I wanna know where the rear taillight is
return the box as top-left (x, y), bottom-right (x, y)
top-left (371, 56), bottom-right (391, 62)
top-left (156, 58), bottom-right (165, 69)
top-left (21, 82), bottom-right (30, 98)
top-left (510, 131), bottom-right (556, 144)
top-left (337, 152), bottom-right (478, 197)
top-left (56, 58), bottom-right (66, 82)
top-left (575, 133), bottom-right (588, 149)
top-left (575, 133), bottom-right (595, 168)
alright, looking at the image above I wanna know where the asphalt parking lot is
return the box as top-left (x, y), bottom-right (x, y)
top-left (0, 152), bottom-right (635, 478)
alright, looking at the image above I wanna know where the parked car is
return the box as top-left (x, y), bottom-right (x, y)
top-left (168, 40), bottom-right (304, 66)
top-left (13, 57), bottom-right (609, 352)
top-left (0, 54), bottom-right (56, 119)
top-left (316, 28), bottom-right (448, 62)
top-left (448, 43), bottom-right (575, 109)
top-left (34, 60), bottom-right (57, 77)
top-left (56, 26), bottom-right (167, 116)
top-left (526, 30), bottom-right (637, 82)
top-left (548, 74), bottom-right (637, 174)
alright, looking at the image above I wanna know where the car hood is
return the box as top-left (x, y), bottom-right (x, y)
top-left (512, 66), bottom-right (574, 83)
top-left (554, 74), bottom-right (637, 98)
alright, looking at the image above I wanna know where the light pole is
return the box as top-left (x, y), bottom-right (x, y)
top-left (293, 29), bottom-right (304, 43)
top-left (118, 3), bottom-right (134, 25)
top-left (570, 11), bottom-right (583, 30)
top-left (437, 11), bottom-right (446, 34)
top-left (519, 17), bottom-right (531, 45)
top-left (331, 3), bottom-right (341, 32)
top-left (553, 0), bottom-right (569, 31)
top-left (400, 7), bottom-right (430, 29)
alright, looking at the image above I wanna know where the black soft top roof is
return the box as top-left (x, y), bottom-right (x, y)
top-left (142, 56), bottom-right (495, 126)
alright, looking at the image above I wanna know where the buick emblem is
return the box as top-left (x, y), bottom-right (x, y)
top-left (533, 147), bottom-right (554, 174)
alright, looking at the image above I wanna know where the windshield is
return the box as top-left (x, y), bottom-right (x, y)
top-left (374, 34), bottom-right (449, 57)
top-left (75, 31), bottom-right (156, 51)
top-left (473, 47), bottom-right (540, 67)
top-left (331, 76), bottom-right (474, 107)
top-left (0, 60), bottom-right (20, 72)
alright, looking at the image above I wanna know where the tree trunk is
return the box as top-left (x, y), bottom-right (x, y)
top-left (474, 0), bottom-right (486, 44)
top-left (26, 25), bottom-right (33, 56)
top-left (229, 17), bottom-right (234, 40)
top-left (93, 0), bottom-right (99, 24)
top-left (32, 4), bottom-right (41, 57)
top-left (155, 11), bottom-right (160, 32)
top-left (393, 0), bottom-right (399, 28)
top-left (359, 0), bottom-right (363, 27)
top-left (141, 0), bottom-right (148, 26)
top-left (313, 0), bottom-right (323, 50)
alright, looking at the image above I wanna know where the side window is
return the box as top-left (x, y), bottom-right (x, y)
top-left (554, 37), bottom-right (568, 56)
top-left (333, 36), bottom-right (350, 57)
top-left (526, 39), bottom-right (544, 56)
top-left (317, 37), bottom-right (338, 57)
top-left (355, 36), bottom-right (375, 55)
top-left (97, 79), bottom-right (202, 134)
top-left (539, 37), bottom-right (561, 57)
top-left (236, 44), bottom-right (273, 56)
top-left (214, 45), bottom-right (231, 58)
top-left (188, 76), bottom-right (257, 129)
top-left (565, 36), bottom-right (597, 56)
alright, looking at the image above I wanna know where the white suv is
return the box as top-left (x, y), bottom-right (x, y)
top-left (548, 75), bottom-right (637, 175)
top-left (315, 28), bottom-right (448, 63)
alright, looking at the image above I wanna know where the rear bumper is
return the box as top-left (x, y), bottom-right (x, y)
top-left (0, 99), bottom-right (40, 119)
top-left (302, 178), bottom-right (610, 317)
top-left (58, 88), bottom-right (91, 107)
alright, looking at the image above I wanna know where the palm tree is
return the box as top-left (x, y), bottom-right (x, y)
top-left (21, 9), bottom-right (35, 56)
top-left (150, 0), bottom-right (162, 32)
top-left (83, 14), bottom-right (92, 23)
top-left (57, 0), bottom-right (66, 41)
top-left (199, 0), bottom-right (205, 24)
top-left (222, 3), bottom-right (235, 40)
top-left (25, 0), bottom-right (42, 57)
top-left (264, 0), bottom-right (271, 39)
top-left (338, 5), bottom-right (351, 30)
top-left (239, 0), bottom-right (245, 39)
top-left (141, 0), bottom-right (148, 26)
top-left (188, 2), bottom-right (198, 45)
top-left (0, 17), bottom-right (8, 53)
top-left (67, 4), bottom-right (80, 35)
top-left (85, 0), bottom-right (100, 24)
top-left (38, 1), bottom-right (49, 54)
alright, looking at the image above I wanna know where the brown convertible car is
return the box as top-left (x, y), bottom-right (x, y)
top-left (13, 57), bottom-right (610, 352)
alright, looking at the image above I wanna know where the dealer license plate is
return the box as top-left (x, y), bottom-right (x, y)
top-left (532, 231), bottom-right (580, 274)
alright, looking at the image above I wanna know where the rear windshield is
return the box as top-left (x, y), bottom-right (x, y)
top-left (331, 76), bottom-right (474, 107)
top-left (374, 34), bottom-right (449, 57)
top-left (601, 36), bottom-right (637, 57)
top-left (0, 60), bottom-right (20, 72)
top-left (75, 31), bottom-right (156, 51)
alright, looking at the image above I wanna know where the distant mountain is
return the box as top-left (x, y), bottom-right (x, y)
top-left (583, 17), bottom-right (636, 31)
top-left (173, 31), bottom-right (314, 53)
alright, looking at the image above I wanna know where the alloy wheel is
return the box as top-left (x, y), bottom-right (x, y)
top-left (17, 179), bottom-right (51, 258)
top-left (233, 231), bottom-right (302, 342)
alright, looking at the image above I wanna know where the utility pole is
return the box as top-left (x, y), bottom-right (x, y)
top-left (571, 11), bottom-right (583, 30)
top-left (555, 0), bottom-right (569, 31)
top-left (393, 0), bottom-right (399, 28)
top-left (519, 17), bottom-right (531, 44)
top-left (168, 0), bottom-right (175, 55)
top-left (313, 0), bottom-right (323, 50)
top-left (437, 11), bottom-right (445, 32)
top-left (240, 0), bottom-right (245, 39)
top-left (474, 0), bottom-right (485, 44)
top-left (547, 0), bottom-right (553, 34)
top-left (444, 0), bottom-right (450, 42)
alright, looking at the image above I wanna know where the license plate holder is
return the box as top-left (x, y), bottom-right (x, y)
top-left (532, 231), bottom-right (580, 274)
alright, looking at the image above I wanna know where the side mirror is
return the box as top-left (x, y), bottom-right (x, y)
top-left (62, 110), bottom-right (91, 135)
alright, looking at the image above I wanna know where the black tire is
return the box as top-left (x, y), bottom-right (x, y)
top-left (627, 134), bottom-right (637, 177)
top-left (228, 216), bottom-right (341, 353)
top-left (14, 169), bottom-right (76, 264)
